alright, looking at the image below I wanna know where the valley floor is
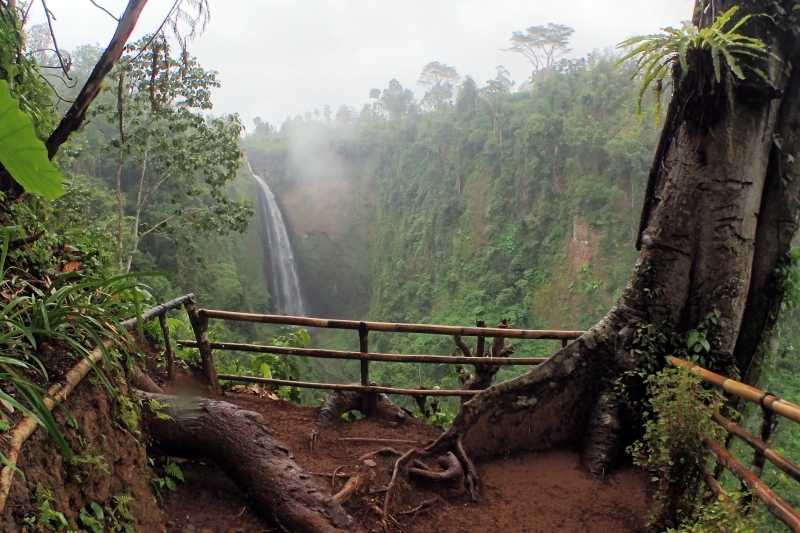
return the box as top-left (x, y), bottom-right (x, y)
top-left (161, 390), bottom-right (652, 533)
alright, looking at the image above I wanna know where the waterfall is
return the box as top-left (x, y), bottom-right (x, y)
top-left (249, 163), bottom-right (306, 316)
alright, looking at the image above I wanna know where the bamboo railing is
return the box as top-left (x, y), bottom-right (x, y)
top-left (199, 310), bottom-right (584, 340)
top-left (178, 340), bottom-right (549, 366)
top-left (187, 309), bottom-right (582, 413)
top-left (667, 356), bottom-right (800, 532)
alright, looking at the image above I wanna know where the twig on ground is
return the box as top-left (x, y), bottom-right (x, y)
top-left (398, 496), bottom-right (440, 515)
top-left (358, 447), bottom-right (404, 461)
top-left (310, 429), bottom-right (318, 452)
top-left (338, 437), bottom-right (425, 445)
top-left (331, 465), bottom-right (345, 488)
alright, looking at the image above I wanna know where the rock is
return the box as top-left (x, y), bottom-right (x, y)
top-left (181, 524), bottom-right (197, 533)
top-left (199, 529), bottom-right (214, 533)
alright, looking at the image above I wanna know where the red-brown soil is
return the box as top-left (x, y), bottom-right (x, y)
top-left (156, 387), bottom-right (652, 533)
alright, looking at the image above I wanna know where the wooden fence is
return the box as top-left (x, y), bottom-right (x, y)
top-left (171, 307), bottom-right (800, 530)
top-left (668, 356), bottom-right (800, 532)
top-left (177, 308), bottom-right (583, 410)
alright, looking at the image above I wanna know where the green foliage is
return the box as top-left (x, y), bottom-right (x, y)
top-left (76, 496), bottom-right (137, 533)
top-left (244, 54), bottom-right (657, 409)
top-left (150, 458), bottom-right (184, 500)
top-left (68, 452), bottom-right (110, 483)
top-left (96, 34), bottom-right (251, 272)
top-left (0, 79), bottom-right (64, 198)
top-left (667, 491), bottom-right (757, 533)
top-left (217, 328), bottom-right (312, 402)
top-left (618, 6), bottom-right (773, 119)
top-left (0, 7), bottom-right (56, 135)
top-left (147, 398), bottom-right (173, 421)
top-left (0, 223), bottom-right (159, 464)
top-left (24, 484), bottom-right (68, 531)
top-left (628, 367), bottom-right (726, 530)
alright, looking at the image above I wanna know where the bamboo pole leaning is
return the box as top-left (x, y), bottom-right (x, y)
top-left (0, 341), bottom-right (110, 516)
top-left (704, 436), bottom-right (800, 532)
top-left (200, 309), bottom-right (584, 340)
top-left (667, 356), bottom-right (800, 424)
top-left (0, 294), bottom-right (194, 518)
top-left (178, 340), bottom-right (549, 366)
top-left (217, 374), bottom-right (481, 396)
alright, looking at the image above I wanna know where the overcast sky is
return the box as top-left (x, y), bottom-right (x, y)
top-left (28, 0), bottom-right (693, 131)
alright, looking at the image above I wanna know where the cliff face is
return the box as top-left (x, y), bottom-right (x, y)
top-left (241, 58), bottom-right (659, 351)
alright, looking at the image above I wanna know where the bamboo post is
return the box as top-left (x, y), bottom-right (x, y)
top-left (185, 301), bottom-right (220, 394)
top-left (751, 407), bottom-right (778, 478)
top-left (359, 322), bottom-right (377, 416)
top-left (159, 313), bottom-right (175, 383)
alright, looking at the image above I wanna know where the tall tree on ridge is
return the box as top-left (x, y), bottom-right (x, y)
top-left (418, 61), bottom-right (460, 111)
top-left (505, 23), bottom-right (574, 73)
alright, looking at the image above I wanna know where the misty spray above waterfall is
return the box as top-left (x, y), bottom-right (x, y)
top-left (249, 163), bottom-right (306, 316)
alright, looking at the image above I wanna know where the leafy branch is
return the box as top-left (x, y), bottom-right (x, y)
top-left (617, 6), bottom-right (774, 120)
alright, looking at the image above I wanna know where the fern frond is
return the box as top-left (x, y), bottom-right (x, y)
top-left (616, 5), bottom-right (774, 121)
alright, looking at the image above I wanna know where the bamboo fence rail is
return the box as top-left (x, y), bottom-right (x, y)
top-left (708, 409), bottom-right (800, 483)
top-left (669, 355), bottom-right (800, 531)
top-left (199, 309), bottom-right (584, 340)
top-left (198, 309), bottom-right (583, 413)
top-left (704, 437), bottom-right (800, 532)
top-left (667, 356), bottom-right (800, 423)
top-left (178, 340), bottom-right (548, 366)
top-left (217, 374), bottom-right (481, 396)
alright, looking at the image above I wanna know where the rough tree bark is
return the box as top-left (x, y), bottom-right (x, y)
top-left (138, 392), bottom-right (364, 533)
top-left (374, 4), bottom-right (800, 524)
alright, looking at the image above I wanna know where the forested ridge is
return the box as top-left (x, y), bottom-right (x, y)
top-left (243, 56), bottom-right (660, 390)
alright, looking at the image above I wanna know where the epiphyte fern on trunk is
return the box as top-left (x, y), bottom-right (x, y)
top-left (617, 6), bottom-right (774, 120)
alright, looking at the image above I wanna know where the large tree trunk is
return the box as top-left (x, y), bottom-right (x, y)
top-left (138, 392), bottom-right (363, 533)
top-left (415, 0), bottom-right (800, 481)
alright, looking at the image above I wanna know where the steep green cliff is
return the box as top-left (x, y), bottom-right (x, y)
top-left (243, 57), bottom-right (659, 370)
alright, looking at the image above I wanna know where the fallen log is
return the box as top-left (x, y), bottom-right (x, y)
top-left (138, 392), bottom-right (364, 533)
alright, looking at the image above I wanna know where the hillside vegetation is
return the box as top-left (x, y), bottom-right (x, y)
top-left (243, 54), bottom-right (661, 388)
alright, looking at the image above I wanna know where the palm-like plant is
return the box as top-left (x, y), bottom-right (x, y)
top-left (0, 226), bottom-right (158, 465)
top-left (617, 6), bottom-right (774, 120)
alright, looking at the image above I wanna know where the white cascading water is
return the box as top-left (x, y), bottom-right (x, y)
top-left (248, 163), bottom-right (306, 316)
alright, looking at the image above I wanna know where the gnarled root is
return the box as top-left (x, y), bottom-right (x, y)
top-left (408, 452), bottom-right (463, 483)
top-left (315, 390), bottom-right (408, 426)
top-left (379, 434), bottom-right (478, 531)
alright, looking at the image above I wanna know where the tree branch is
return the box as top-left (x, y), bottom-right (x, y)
top-left (45, 0), bottom-right (149, 159)
top-left (88, 0), bottom-right (119, 21)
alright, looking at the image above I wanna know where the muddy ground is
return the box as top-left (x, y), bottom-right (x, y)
top-left (160, 388), bottom-right (652, 533)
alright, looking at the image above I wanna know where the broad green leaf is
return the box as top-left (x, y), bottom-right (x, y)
top-left (0, 80), bottom-right (65, 199)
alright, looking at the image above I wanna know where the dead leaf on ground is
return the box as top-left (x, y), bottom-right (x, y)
top-left (61, 261), bottom-right (82, 273)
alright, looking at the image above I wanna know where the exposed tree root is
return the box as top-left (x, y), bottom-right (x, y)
top-left (408, 452), bottom-right (463, 483)
top-left (334, 470), bottom-right (372, 505)
top-left (315, 390), bottom-right (408, 426)
top-left (138, 391), bottom-right (364, 533)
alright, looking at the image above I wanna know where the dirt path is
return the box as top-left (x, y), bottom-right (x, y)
top-left (158, 391), bottom-right (651, 533)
